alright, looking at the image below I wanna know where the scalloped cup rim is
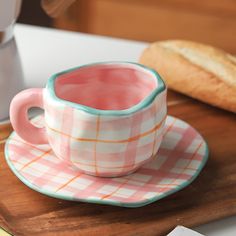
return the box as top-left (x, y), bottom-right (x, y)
top-left (46, 61), bottom-right (166, 116)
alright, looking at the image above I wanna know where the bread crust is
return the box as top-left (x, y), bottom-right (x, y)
top-left (139, 40), bottom-right (236, 113)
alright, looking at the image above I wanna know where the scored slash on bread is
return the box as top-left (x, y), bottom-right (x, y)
top-left (139, 40), bottom-right (236, 113)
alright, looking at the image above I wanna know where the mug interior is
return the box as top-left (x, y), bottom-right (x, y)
top-left (54, 63), bottom-right (158, 110)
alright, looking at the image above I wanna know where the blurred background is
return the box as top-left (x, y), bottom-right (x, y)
top-left (19, 0), bottom-right (236, 53)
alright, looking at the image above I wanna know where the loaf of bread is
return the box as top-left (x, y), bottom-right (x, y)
top-left (139, 40), bottom-right (236, 113)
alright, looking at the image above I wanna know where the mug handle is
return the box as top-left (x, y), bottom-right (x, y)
top-left (10, 88), bottom-right (48, 144)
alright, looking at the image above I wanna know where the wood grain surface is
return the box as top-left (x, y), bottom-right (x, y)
top-left (0, 90), bottom-right (236, 236)
top-left (53, 0), bottom-right (236, 53)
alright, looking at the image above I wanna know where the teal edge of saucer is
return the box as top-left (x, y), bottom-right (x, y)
top-left (4, 116), bottom-right (209, 208)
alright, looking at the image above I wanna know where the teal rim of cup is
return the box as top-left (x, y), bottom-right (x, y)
top-left (46, 61), bottom-right (166, 116)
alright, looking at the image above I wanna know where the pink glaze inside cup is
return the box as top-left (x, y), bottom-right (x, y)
top-left (55, 63), bottom-right (158, 110)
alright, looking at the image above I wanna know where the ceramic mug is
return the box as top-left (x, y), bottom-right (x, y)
top-left (10, 62), bottom-right (167, 177)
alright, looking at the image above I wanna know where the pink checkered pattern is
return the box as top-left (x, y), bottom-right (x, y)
top-left (6, 115), bottom-right (208, 207)
top-left (43, 88), bottom-right (167, 177)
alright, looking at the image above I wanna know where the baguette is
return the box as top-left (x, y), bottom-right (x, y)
top-left (139, 40), bottom-right (236, 113)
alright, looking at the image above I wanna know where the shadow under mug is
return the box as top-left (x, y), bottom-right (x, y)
top-left (10, 62), bottom-right (167, 177)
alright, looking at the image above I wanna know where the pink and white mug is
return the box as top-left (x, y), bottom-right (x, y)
top-left (10, 62), bottom-right (167, 177)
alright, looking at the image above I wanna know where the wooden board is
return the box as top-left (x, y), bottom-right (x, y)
top-left (53, 0), bottom-right (236, 53)
top-left (0, 90), bottom-right (236, 236)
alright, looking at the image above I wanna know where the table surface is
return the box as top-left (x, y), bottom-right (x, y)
top-left (0, 24), bottom-right (235, 235)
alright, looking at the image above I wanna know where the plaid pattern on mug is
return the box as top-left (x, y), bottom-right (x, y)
top-left (43, 89), bottom-right (167, 177)
top-left (6, 115), bottom-right (208, 207)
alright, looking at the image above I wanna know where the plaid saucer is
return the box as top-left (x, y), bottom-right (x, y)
top-left (5, 115), bottom-right (208, 207)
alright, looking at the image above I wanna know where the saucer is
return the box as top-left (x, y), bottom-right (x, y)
top-left (5, 115), bottom-right (208, 207)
